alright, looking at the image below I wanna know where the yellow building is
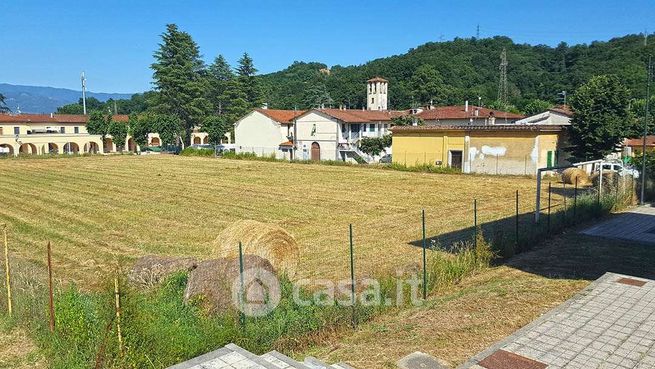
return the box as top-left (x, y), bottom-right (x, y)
top-left (391, 124), bottom-right (566, 175)
top-left (0, 113), bottom-right (110, 156)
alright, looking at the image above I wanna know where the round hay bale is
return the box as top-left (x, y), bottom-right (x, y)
top-left (184, 255), bottom-right (277, 314)
top-left (561, 168), bottom-right (591, 186)
top-left (128, 255), bottom-right (197, 287)
top-left (213, 220), bottom-right (299, 278)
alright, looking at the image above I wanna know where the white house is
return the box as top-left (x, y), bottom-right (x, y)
top-left (234, 108), bottom-right (305, 159)
top-left (294, 108), bottom-right (403, 162)
top-left (515, 105), bottom-right (572, 125)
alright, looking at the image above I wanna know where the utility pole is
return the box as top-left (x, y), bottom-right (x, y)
top-left (81, 72), bottom-right (87, 115)
top-left (641, 56), bottom-right (652, 205)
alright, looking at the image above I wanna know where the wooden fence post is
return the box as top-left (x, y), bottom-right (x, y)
top-left (114, 277), bottom-right (124, 354)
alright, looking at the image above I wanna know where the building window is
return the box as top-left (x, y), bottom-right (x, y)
top-left (14, 127), bottom-right (19, 135)
top-left (0, 127), bottom-right (3, 135)
top-left (369, 124), bottom-right (375, 132)
top-left (74, 127), bottom-right (80, 134)
top-left (371, 97), bottom-right (375, 104)
top-left (60, 127), bottom-right (65, 134)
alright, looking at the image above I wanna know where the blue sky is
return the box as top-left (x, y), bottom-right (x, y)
top-left (1, 0), bottom-right (654, 93)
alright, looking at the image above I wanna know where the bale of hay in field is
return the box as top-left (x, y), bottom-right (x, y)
top-left (561, 168), bottom-right (591, 186)
top-left (213, 220), bottom-right (299, 278)
top-left (128, 255), bottom-right (197, 287)
top-left (184, 255), bottom-right (276, 314)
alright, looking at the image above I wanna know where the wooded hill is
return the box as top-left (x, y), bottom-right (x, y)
top-left (259, 34), bottom-right (655, 112)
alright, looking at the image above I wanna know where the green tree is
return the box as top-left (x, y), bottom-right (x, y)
top-left (237, 52), bottom-right (263, 108)
top-left (0, 93), bottom-right (10, 113)
top-left (153, 114), bottom-right (184, 146)
top-left (108, 120), bottom-right (128, 151)
top-left (201, 115), bottom-right (231, 144)
top-left (359, 134), bottom-right (392, 156)
top-left (303, 83), bottom-right (333, 108)
top-left (86, 111), bottom-right (109, 140)
top-left (391, 115), bottom-right (424, 126)
top-left (410, 64), bottom-right (449, 106)
top-left (568, 75), bottom-right (634, 160)
top-left (129, 114), bottom-right (152, 149)
top-left (220, 79), bottom-right (250, 124)
top-left (151, 24), bottom-right (212, 145)
top-left (522, 99), bottom-right (553, 115)
top-left (208, 55), bottom-right (235, 114)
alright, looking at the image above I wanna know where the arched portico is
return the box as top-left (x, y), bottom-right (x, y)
top-left (63, 142), bottom-right (80, 154)
top-left (19, 143), bottom-right (38, 155)
top-left (0, 144), bottom-right (14, 156)
top-left (46, 143), bottom-right (59, 154)
top-left (85, 142), bottom-right (100, 154)
top-left (103, 138), bottom-right (114, 153)
top-left (127, 138), bottom-right (136, 152)
top-left (150, 137), bottom-right (161, 146)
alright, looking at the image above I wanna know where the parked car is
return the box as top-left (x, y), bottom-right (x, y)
top-left (190, 144), bottom-right (214, 150)
top-left (379, 153), bottom-right (392, 164)
top-left (601, 162), bottom-right (639, 178)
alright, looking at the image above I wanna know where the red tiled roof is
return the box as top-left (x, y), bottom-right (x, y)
top-left (367, 77), bottom-right (388, 83)
top-left (391, 124), bottom-right (564, 133)
top-left (313, 109), bottom-right (409, 123)
top-left (417, 106), bottom-right (524, 120)
top-left (279, 140), bottom-right (293, 147)
top-left (549, 105), bottom-right (573, 117)
top-left (0, 113), bottom-right (129, 124)
top-left (624, 136), bottom-right (655, 147)
top-left (255, 109), bottom-right (305, 123)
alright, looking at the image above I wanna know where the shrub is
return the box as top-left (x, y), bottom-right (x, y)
top-left (180, 147), bottom-right (215, 157)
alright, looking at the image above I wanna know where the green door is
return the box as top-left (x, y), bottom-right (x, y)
top-left (547, 151), bottom-right (553, 168)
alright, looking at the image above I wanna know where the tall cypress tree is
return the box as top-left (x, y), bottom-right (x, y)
top-left (237, 52), bottom-right (263, 109)
top-left (208, 55), bottom-right (235, 114)
top-left (151, 24), bottom-right (211, 145)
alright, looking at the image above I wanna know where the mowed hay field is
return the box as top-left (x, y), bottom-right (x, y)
top-left (0, 155), bottom-right (538, 286)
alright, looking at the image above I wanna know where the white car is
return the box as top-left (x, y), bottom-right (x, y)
top-left (601, 162), bottom-right (640, 178)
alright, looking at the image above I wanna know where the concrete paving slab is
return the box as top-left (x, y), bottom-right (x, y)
top-left (459, 272), bottom-right (655, 369)
top-left (581, 206), bottom-right (655, 244)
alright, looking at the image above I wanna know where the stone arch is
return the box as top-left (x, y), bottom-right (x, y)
top-left (19, 143), bottom-right (37, 155)
top-left (86, 142), bottom-right (100, 154)
top-left (150, 137), bottom-right (161, 146)
top-left (202, 136), bottom-right (209, 144)
top-left (193, 136), bottom-right (201, 145)
top-left (311, 142), bottom-right (321, 161)
top-left (63, 142), bottom-right (80, 154)
top-left (47, 143), bottom-right (59, 154)
top-left (103, 138), bottom-right (114, 153)
top-left (0, 144), bottom-right (14, 156)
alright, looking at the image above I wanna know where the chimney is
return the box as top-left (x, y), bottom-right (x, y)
top-left (50, 113), bottom-right (54, 118)
top-left (465, 100), bottom-right (469, 112)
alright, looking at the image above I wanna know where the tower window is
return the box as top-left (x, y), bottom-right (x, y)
top-left (371, 97), bottom-right (375, 104)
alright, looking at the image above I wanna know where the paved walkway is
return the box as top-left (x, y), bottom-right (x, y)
top-left (459, 272), bottom-right (655, 369)
top-left (581, 206), bottom-right (655, 244)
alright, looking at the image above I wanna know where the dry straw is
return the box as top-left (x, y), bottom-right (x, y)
top-left (213, 220), bottom-right (299, 278)
top-left (561, 168), bottom-right (591, 186)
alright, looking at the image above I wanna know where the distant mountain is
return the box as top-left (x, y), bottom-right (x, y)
top-left (0, 83), bottom-right (134, 114)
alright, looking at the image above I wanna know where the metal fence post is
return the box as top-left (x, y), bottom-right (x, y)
top-left (349, 224), bottom-right (356, 329)
top-left (547, 182), bottom-right (552, 233)
top-left (474, 199), bottom-right (478, 248)
top-left (238, 241), bottom-right (245, 326)
top-left (2, 225), bottom-right (11, 317)
top-left (573, 176), bottom-right (578, 221)
top-left (421, 210), bottom-right (427, 300)
top-left (47, 241), bottom-right (55, 333)
top-left (515, 190), bottom-right (519, 251)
